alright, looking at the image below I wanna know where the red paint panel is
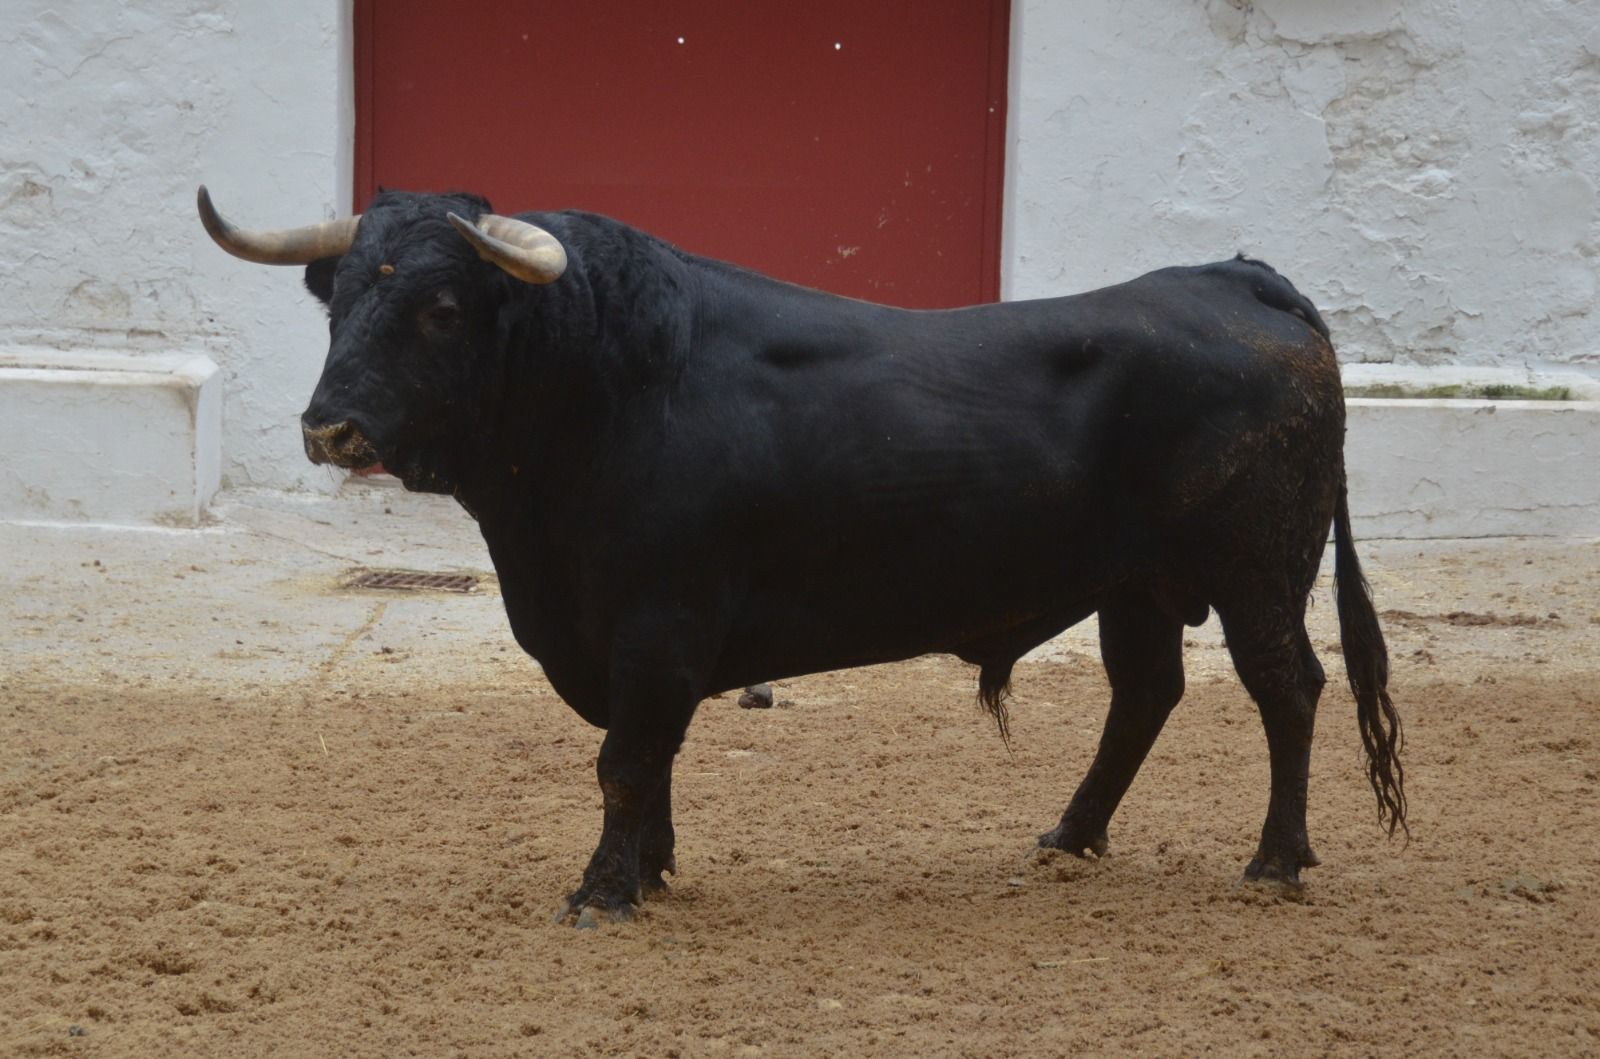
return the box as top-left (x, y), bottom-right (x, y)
top-left (355, 1), bottom-right (1008, 308)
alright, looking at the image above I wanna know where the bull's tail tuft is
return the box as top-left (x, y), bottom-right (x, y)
top-left (1333, 479), bottom-right (1408, 838)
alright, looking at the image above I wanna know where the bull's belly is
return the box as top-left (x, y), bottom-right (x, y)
top-left (707, 525), bottom-right (1123, 693)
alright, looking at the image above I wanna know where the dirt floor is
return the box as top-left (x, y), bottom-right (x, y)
top-left (3, 510), bottom-right (1599, 1056)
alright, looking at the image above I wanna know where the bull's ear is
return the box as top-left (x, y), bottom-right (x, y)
top-left (304, 256), bottom-right (340, 306)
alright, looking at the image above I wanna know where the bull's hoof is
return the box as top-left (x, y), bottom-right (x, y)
top-left (1239, 849), bottom-right (1317, 890)
top-left (551, 894), bottom-right (639, 928)
top-left (1037, 824), bottom-right (1110, 859)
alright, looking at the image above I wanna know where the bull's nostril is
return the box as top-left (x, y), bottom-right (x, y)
top-left (304, 420), bottom-right (352, 443)
top-left (303, 419), bottom-right (354, 464)
top-left (302, 419), bottom-right (379, 468)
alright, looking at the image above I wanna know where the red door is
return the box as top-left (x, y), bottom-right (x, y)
top-left (355, 2), bottom-right (1009, 308)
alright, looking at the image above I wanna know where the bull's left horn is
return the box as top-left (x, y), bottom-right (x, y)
top-left (446, 212), bottom-right (567, 285)
top-left (197, 186), bottom-right (360, 265)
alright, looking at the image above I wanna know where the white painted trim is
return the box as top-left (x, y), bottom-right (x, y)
top-left (1000, 0), bottom-right (1026, 303)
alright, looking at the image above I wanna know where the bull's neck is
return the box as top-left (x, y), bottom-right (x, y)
top-left (456, 216), bottom-right (700, 511)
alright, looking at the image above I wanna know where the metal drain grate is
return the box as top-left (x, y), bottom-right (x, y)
top-left (343, 568), bottom-right (481, 593)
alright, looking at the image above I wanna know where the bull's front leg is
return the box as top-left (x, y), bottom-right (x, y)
top-left (639, 777), bottom-right (677, 894)
top-left (554, 733), bottom-right (678, 924)
top-left (555, 630), bottom-right (705, 926)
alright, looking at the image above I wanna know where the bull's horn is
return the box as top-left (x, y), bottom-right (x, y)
top-left (196, 185), bottom-right (360, 265)
top-left (446, 212), bottom-right (567, 284)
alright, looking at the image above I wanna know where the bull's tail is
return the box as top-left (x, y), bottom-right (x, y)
top-left (1332, 477), bottom-right (1408, 838)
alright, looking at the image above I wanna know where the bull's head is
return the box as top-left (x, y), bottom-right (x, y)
top-left (196, 186), bottom-right (566, 493)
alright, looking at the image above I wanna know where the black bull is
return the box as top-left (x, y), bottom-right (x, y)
top-left (198, 187), bottom-right (1405, 922)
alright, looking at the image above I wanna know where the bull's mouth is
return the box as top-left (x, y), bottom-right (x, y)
top-left (302, 421), bottom-right (453, 494)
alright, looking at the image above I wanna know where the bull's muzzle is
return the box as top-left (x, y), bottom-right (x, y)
top-left (302, 420), bottom-right (380, 469)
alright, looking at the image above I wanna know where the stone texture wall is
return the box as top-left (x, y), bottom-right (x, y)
top-left (1, 1), bottom-right (351, 492)
top-left (1006, 0), bottom-right (1600, 377)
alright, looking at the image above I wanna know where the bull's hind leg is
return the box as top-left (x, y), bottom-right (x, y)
top-left (1040, 598), bottom-right (1185, 857)
top-left (1214, 601), bottom-right (1327, 885)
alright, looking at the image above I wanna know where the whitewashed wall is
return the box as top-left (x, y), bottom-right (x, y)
top-left (3, 0), bottom-right (1596, 501)
top-left (1, 0), bottom-right (351, 494)
top-left (1006, 0), bottom-right (1600, 378)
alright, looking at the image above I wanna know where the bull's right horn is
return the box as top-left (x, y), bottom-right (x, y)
top-left (446, 211), bottom-right (567, 285)
top-left (197, 185), bottom-right (360, 265)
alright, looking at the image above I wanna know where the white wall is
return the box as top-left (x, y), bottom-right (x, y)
top-left (1005, 0), bottom-right (1600, 379)
top-left (1, 0), bottom-right (352, 493)
top-left (5, 0), bottom-right (1596, 504)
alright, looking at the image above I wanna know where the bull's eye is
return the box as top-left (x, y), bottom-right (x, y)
top-left (420, 289), bottom-right (462, 334)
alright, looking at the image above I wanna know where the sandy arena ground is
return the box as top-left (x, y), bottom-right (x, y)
top-left (2, 487), bottom-right (1598, 1056)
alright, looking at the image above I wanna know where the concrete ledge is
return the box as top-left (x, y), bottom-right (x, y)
top-left (1345, 397), bottom-right (1600, 539)
top-left (1340, 363), bottom-right (1600, 402)
top-left (0, 350), bottom-right (221, 526)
